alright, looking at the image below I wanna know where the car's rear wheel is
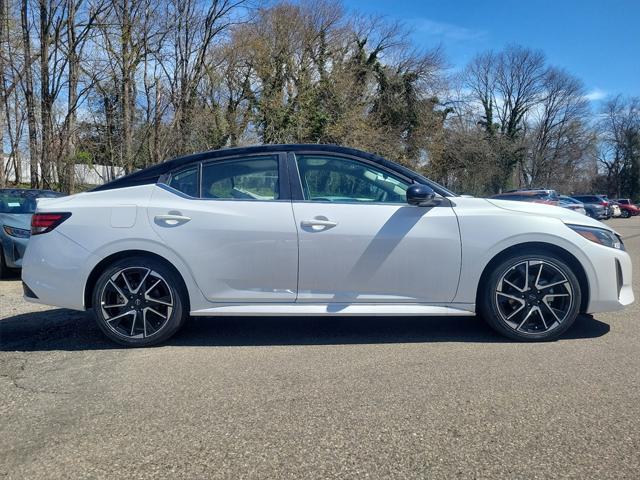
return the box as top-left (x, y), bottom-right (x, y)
top-left (92, 257), bottom-right (187, 346)
top-left (621, 209), bottom-right (630, 218)
top-left (479, 252), bottom-right (582, 341)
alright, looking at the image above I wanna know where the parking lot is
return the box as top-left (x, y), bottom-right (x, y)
top-left (0, 218), bottom-right (638, 479)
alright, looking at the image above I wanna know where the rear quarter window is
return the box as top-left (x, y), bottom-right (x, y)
top-left (168, 166), bottom-right (199, 197)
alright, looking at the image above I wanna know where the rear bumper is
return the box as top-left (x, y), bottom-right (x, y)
top-left (21, 230), bottom-right (95, 311)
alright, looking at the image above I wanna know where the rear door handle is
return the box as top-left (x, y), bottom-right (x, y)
top-left (300, 217), bottom-right (338, 230)
top-left (154, 214), bottom-right (191, 227)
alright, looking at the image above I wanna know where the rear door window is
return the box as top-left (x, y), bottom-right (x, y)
top-left (201, 156), bottom-right (279, 200)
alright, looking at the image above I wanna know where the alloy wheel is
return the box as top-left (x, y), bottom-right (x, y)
top-left (100, 267), bottom-right (174, 339)
top-left (495, 259), bottom-right (573, 335)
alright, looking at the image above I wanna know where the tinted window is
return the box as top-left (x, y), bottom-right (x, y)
top-left (168, 166), bottom-right (199, 197)
top-left (201, 156), bottom-right (279, 200)
top-left (493, 194), bottom-right (525, 201)
top-left (296, 155), bottom-right (409, 203)
top-left (533, 192), bottom-right (558, 201)
top-left (574, 196), bottom-right (598, 202)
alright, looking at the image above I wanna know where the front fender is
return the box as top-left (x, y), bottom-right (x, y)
top-left (452, 213), bottom-right (598, 306)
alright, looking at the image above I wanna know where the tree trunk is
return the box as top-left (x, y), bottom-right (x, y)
top-left (63, 0), bottom-right (78, 193)
top-left (0, 0), bottom-right (6, 187)
top-left (39, 0), bottom-right (54, 188)
top-left (21, 0), bottom-right (40, 187)
top-left (121, 0), bottom-right (134, 173)
top-left (153, 81), bottom-right (162, 163)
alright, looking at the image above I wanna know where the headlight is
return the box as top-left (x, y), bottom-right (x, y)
top-left (3, 225), bottom-right (31, 239)
top-left (568, 224), bottom-right (624, 250)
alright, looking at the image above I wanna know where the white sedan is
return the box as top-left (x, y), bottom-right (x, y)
top-left (22, 145), bottom-right (634, 346)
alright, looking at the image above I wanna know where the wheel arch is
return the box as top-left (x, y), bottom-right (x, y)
top-left (475, 242), bottom-right (590, 313)
top-left (84, 250), bottom-right (190, 310)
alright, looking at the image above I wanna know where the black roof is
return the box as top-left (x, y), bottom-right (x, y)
top-left (92, 144), bottom-right (456, 196)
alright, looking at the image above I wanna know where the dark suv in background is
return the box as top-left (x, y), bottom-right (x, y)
top-left (572, 195), bottom-right (612, 219)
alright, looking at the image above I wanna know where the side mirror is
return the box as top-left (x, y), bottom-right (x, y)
top-left (406, 184), bottom-right (437, 206)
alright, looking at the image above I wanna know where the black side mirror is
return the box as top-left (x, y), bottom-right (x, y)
top-left (406, 184), bottom-right (437, 206)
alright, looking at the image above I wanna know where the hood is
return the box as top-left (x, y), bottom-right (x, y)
top-left (0, 212), bottom-right (32, 229)
top-left (486, 199), bottom-right (615, 232)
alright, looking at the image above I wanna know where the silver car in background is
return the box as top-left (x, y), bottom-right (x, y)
top-left (0, 189), bottom-right (64, 277)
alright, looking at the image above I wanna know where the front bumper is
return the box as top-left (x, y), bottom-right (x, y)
top-left (584, 243), bottom-right (634, 314)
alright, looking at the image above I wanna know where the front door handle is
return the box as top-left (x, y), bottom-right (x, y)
top-left (300, 217), bottom-right (338, 230)
top-left (154, 214), bottom-right (191, 227)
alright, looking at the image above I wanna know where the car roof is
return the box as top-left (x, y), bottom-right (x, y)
top-left (493, 190), bottom-right (555, 197)
top-left (502, 188), bottom-right (556, 193)
top-left (92, 144), bottom-right (456, 196)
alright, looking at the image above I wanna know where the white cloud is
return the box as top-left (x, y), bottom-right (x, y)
top-left (585, 88), bottom-right (608, 102)
top-left (413, 18), bottom-right (487, 42)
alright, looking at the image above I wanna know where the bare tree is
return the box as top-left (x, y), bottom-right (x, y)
top-left (520, 68), bottom-right (592, 188)
top-left (160, 0), bottom-right (248, 154)
top-left (463, 45), bottom-right (547, 189)
top-left (598, 96), bottom-right (640, 198)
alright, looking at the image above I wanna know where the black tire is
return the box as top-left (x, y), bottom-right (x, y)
top-left (92, 256), bottom-right (188, 347)
top-left (0, 249), bottom-right (6, 279)
top-left (479, 251), bottom-right (582, 341)
top-left (621, 209), bottom-right (631, 218)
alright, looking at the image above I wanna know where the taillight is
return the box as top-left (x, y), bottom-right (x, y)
top-left (31, 213), bottom-right (71, 235)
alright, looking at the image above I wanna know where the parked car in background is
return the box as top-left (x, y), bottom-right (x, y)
top-left (0, 188), bottom-right (65, 277)
top-left (491, 189), bottom-right (559, 205)
top-left (560, 196), bottom-right (607, 219)
top-left (610, 203), bottom-right (622, 217)
top-left (558, 196), bottom-right (587, 215)
top-left (21, 144), bottom-right (634, 346)
top-left (615, 198), bottom-right (637, 207)
top-left (612, 199), bottom-right (640, 218)
top-left (598, 195), bottom-right (615, 217)
top-left (571, 195), bottom-right (612, 219)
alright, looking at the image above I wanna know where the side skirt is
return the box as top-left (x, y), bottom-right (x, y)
top-left (190, 303), bottom-right (476, 317)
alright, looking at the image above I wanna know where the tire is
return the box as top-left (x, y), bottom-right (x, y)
top-left (479, 251), bottom-right (582, 341)
top-left (0, 249), bottom-right (6, 279)
top-left (92, 256), bottom-right (188, 347)
top-left (621, 210), bottom-right (630, 218)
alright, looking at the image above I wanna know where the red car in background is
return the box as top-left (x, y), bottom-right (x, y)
top-left (613, 199), bottom-right (640, 218)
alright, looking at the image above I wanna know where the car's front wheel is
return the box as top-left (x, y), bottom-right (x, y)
top-left (479, 252), bottom-right (582, 341)
top-left (92, 256), bottom-right (187, 346)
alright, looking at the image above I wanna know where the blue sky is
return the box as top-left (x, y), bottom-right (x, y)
top-left (345, 0), bottom-right (640, 101)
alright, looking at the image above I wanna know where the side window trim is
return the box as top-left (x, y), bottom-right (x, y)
top-left (290, 152), bottom-right (415, 204)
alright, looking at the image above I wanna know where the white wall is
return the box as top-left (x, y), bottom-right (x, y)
top-left (2, 157), bottom-right (125, 186)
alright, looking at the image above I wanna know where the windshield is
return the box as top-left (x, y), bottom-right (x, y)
top-left (0, 190), bottom-right (63, 214)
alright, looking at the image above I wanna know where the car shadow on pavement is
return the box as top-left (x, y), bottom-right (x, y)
top-left (0, 309), bottom-right (610, 351)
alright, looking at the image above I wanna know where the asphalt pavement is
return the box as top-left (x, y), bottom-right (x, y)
top-left (1, 218), bottom-right (639, 479)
